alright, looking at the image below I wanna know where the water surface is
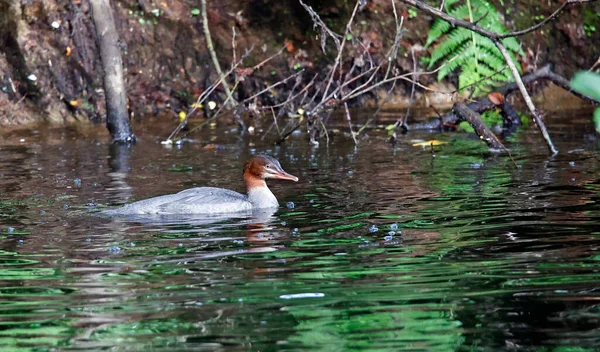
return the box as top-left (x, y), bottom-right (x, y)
top-left (1, 116), bottom-right (600, 351)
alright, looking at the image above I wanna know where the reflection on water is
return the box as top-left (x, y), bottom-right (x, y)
top-left (1, 117), bottom-right (600, 351)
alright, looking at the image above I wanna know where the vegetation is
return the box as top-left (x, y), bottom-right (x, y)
top-left (425, 0), bottom-right (523, 95)
top-left (570, 71), bottom-right (600, 134)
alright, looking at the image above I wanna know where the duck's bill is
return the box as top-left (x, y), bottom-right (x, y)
top-left (274, 170), bottom-right (299, 182)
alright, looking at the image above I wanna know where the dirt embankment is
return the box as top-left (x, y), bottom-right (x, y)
top-left (0, 0), bottom-right (598, 127)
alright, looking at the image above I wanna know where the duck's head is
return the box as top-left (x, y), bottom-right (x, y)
top-left (244, 155), bottom-right (299, 182)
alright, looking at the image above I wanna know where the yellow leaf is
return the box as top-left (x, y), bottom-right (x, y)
top-left (208, 101), bottom-right (217, 110)
top-left (178, 111), bottom-right (187, 122)
top-left (412, 140), bottom-right (447, 147)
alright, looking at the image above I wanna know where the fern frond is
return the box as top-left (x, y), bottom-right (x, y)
top-left (425, 20), bottom-right (452, 47)
top-left (425, 0), bottom-right (523, 96)
top-left (429, 29), bottom-right (471, 67)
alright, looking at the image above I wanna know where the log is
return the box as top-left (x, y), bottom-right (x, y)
top-left (453, 102), bottom-right (505, 150)
top-left (89, 0), bottom-right (135, 143)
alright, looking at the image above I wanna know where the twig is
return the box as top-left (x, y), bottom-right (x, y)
top-left (271, 106), bottom-right (281, 135)
top-left (299, 0), bottom-right (342, 51)
top-left (319, 119), bottom-right (330, 145)
top-left (396, 46), bottom-right (418, 128)
top-left (261, 73), bottom-right (318, 109)
top-left (202, 0), bottom-right (236, 107)
top-left (322, 0), bottom-right (361, 99)
top-left (344, 102), bottom-right (358, 145)
top-left (231, 27), bottom-right (237, 64)
top-left (241, 69), bottom-right (304, 104)
top-left (252, 45), bottom-right (286, 71)
top-left (493, 39), bottom-right (557, 154)
top-left (164, 49), bottom-right (252, 143)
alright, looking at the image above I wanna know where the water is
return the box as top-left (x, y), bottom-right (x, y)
top-left (1, 117), bottom-right (600, 351)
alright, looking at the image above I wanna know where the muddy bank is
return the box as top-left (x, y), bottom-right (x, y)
top-left (0, 0), bottom-right (598, 127)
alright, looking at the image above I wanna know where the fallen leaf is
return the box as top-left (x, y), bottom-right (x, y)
top-left (412, 140), bottom-right (447, 147)
top-left (488, 92), bottom-right (504, 105)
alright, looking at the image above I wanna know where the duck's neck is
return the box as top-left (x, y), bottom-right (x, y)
top-left (245, 173), bottom-right (279, 209)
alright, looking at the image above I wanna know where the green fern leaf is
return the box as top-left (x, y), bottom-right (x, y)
top-left (425, 0), bottom-right (523, 96)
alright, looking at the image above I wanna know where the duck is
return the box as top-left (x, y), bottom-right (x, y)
top-left (102, 155), bottom-right (298, 215)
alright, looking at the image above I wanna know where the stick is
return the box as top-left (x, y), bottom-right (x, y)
top-left (201, 0), bottom-right (236, 107)
top-left (453, 102), bottom-right (505, 150)
top-left (493, 39), bottom-right (557, 154)
top-left (344, 102), bottom-right (358, 145)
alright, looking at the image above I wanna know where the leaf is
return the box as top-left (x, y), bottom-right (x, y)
top-left (412, 140), bottom-right (447, 147)
top-left (488, 92), bottom-right (504, 105)
top-left (190, 8), bottom-right (200, 16)
top-left (570, 71), bottom-right (600, 100)
top-left (425, 0), bottom-right (522, 96)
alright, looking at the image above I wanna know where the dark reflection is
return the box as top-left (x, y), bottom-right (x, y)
top-left (105, 142), bottom-right (134, 204)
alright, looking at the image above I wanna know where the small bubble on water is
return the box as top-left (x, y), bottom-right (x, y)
top-left (309, 199), bottom-right (315, 204)
top-left (390, 223), bottom-right (398, 231)
top-left (178, 243), bottom-right (183, 247)
top-left (108, 246), bottom-right (122, 254)
top-left (73, 178), bottom-right (82, 188)
top-left (39, 210), bottom-right (46, 215)
top-left (7, 227), bottom-right (15, 234)
top-left (88, 201), bottom-right (97, 208)
top-left (86, 238), bottom-right (92, 242)
top-left (384, 235), bottom-right (393, 241)
top-left (130, 242), bottom-right (136, 247)
top-left (63, 204), bottom-right (69, 210)
top-left (388, 231), bottom-right (396, 236)
top-left (281, 221), bottom-right (287, 226)
top-left (257, 233), bottom-right (264, 239)
top-left (369, 225), bottom-right (379, 233)
top-left (260, 321), bottom-right (267, 325)
top-left (569, 161), bottom-right (575, 166)
top-left (17, 239), bottom-right (24, 245)
top-left (286, 201), bottom-right (295, 209)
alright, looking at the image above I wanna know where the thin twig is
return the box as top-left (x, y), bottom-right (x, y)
top-left (241, 69), bottom-right (304, 104)
top-left (201, 0), bottom-right (236, 107)
top-left (344, 102), bottom-right (358, 145)
top-left (253, 45), bottom-right (286, 71)
top-left (322, 0), bottom-right (361, 99)
top-left (493, 38), bottom-right (557, 154)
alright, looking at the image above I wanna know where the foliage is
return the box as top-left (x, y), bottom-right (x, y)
top-left (570, 71), bottom-right (600, 133)
top-left (458, 110), bottom-right (502, 132)
top-left (425, 0), bottom-right (523, 96)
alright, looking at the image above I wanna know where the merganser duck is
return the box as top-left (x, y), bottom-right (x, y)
top-left (103, 155), bottom-right (298, 215)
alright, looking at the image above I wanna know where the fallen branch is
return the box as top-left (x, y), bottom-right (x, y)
top-left (453, 102), bottom-right (505, 150)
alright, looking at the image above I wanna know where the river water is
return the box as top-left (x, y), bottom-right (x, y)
top-left (1, 115), bottom-right (599, 351)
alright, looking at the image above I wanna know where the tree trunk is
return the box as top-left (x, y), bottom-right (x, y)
top-left (89, 0), bottom-right (135, 143)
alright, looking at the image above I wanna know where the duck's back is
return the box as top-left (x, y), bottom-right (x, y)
top-left (104, 187), bottom-right (253, 215)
